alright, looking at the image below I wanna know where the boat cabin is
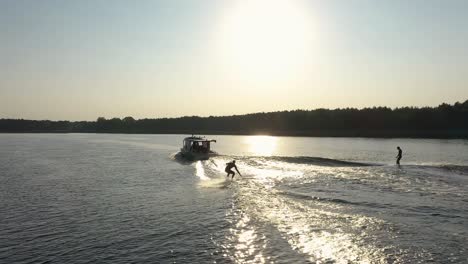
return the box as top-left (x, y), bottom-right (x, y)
top-left (181, 136), bottom-right (216, 154)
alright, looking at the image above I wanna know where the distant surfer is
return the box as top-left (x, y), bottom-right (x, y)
top-left (396, 146), bottom-right (402, 165)
top-left (225, 160), bottom-right (241, 179)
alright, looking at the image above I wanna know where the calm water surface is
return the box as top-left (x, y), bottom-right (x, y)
top-left (0, 134), bottom-right (467, 263)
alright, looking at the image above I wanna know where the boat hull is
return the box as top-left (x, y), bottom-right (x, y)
top-left (180, 150), bottom-right (216, 161)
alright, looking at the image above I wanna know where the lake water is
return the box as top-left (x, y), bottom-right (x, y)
top-left (0, 134), bottom-right (467, 263)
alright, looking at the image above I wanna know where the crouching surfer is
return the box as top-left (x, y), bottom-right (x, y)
top-left (225, 160), bottom-right (241, 179)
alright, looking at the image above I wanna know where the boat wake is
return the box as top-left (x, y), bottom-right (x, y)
top-left (170, 152), bottom-right (196, 165)
top-left (211, 155), bottom-right (376, 167)
top-left (189, 154), bottom-right (468, 263)
top-left (259, 155), bottom-right (375, 167)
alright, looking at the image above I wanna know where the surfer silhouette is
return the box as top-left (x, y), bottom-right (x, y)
top-left (225, 160), bottom-right (241, 179)
top-left (396, 146), bottom-right (402, 165)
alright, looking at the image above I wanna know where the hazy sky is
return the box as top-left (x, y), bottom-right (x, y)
top-left (1, 0), bottom-right (467, 120)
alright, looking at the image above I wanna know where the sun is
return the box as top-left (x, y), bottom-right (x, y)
top-left (215, 0), bottom-right (315, 80)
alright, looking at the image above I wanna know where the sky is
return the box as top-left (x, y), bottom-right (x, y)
top-left (1, 0), bottom-right (467, 121)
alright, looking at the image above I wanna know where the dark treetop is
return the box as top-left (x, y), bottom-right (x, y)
top-left (1, 100), bottom-right (467, 138)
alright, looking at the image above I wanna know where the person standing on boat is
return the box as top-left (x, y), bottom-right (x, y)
top-left (225, 160), bottom-right (241, 179)
top-left (396, 146), bottom-right (403, 165)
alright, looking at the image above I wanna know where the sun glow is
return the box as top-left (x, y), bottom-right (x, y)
top-left (246, 136), bottom-right (277, 156)
top-left (215, 0), bottom-right (315, 80)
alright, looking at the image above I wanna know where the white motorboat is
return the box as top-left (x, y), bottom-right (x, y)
top-left (180, 136), bottom-right (217, 160)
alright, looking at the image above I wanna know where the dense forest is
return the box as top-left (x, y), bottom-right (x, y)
top-left (1, 100), bottom-right (467, 138)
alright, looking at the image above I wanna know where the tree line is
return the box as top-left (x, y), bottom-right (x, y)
top-left (1, 100), bottom-right (467, 138)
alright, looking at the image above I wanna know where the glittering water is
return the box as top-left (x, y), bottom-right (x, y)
top-left (1, 134), bottom-right (467, 263)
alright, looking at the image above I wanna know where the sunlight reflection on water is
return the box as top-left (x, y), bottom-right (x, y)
top-left (226, 210), bottom-right (267, 264)
top-left (236, 181), bottom-right (381, 263)
top-left (195, 160), bottom-right (209, 180)
top-left (218, 158), bottom-right (389, 263)
top-left (245, 136), bottom-right (277, 156)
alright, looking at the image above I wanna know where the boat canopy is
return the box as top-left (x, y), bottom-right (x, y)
top-left (182, 136), bottom-right (216, 152)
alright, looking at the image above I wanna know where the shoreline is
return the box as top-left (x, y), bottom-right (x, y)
top-left (1, 130), bottom-right (467, 139)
